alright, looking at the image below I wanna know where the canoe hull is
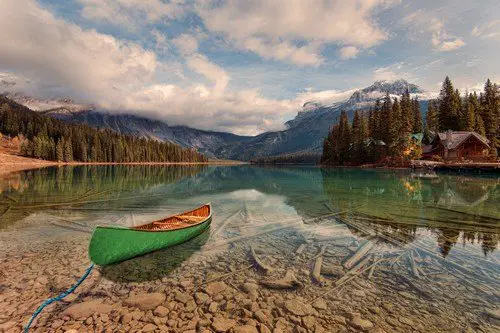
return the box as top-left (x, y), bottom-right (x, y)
top-left (89, 216), bottom-right (211, 266)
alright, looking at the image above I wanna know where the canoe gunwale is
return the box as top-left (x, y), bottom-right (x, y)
top-left (93, 203), bottom-right (212, 233)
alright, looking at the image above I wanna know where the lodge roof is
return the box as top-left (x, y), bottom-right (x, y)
top-left (436, 131), bottom-right (490, 150)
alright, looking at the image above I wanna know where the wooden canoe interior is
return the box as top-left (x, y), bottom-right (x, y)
top-left (132, 204), bottom-right (211, 231)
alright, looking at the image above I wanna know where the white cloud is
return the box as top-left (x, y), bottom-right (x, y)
top-left (1, 0), bottom-right (364, 136)
top-left (293, 88), bottom-right (357, 107)
top-left (242, 38), bottom-right (323, 66)
top-left (373, 62), bottom-right (411, 81)
top-left (151, 29), bottom-right (170, 53)
top-left (77, 0), bottom-right (185, 29)
top-left (0, 0), bottom-right (157, 102)
top-left (339, 46), bottom-right (359, 60)
top-left (433, 36), bottom-right (465, 52)
top-left (196, 0), bottom-right (399, 65)
top-left (472, 20), bottom-right (500, 39)
top-left (403, 10), bottom-right (466, 52)
top-left (172, 34), bottom-right (199, 55)
top-left (185, 54), bottom-right (229, 94)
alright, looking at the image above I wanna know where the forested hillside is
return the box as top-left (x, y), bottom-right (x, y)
top-left (0, 96), bottom-right (207, 163)
top-left (250, 152), bottom-right (321, 165)
top-left (321, 77), bottom-right (499, 166)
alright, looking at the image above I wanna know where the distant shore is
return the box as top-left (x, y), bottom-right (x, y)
top-left (0, 153), bottom-right (246, 176)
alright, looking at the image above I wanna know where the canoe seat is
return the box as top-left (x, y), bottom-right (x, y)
top-left (175, 215), bottom-right (206, 223)
top-left (132, 204), bottom-right (210, 231)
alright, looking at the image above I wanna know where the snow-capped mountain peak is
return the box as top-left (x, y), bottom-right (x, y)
top-left (4, 92), bottom-right (95, 113)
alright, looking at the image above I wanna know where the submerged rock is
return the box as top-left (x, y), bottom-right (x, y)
top-left (153, 305), bottom-right (169, 317)
top-left (64, 299), bottom-right (113, 319)
top-left (125, 293), bottom-right (166, 311)
top-left (205, 282), bottom-right (228, 296)
top-left (484, 308), bottom-right (500, 320)
top-left (233, 325), bottom-right (259, 333)
top-left (284, 299), bottom-right (314, 316)
top-left (350, 314), bottom-right (374, 331)
top-left (212, 317), bottom-right (236, 332)
top-left (312, 298), bottom-right (327, 310)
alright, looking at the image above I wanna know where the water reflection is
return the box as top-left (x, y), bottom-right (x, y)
top-left (101, 230), bottom-right (210, 283)
top-left (1, 166), bottom-right (499, 257)
top-left (0, 165), bottom-right (206, 226)
top-left (320, 168), bottom-right (499, 256)
top-left (1, 165), bottom-right (499, 332)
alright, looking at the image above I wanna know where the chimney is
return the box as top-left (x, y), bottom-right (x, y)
top-left (446, 130), bottom-right (452, 148)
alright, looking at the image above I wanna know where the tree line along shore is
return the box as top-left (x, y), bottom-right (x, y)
top-left (0, 95), bottom-right (208, 165)
top-left (321, 77), bottom-right (499, 167)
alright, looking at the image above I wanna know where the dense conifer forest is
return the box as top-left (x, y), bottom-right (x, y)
top-left (250, 152), bottom-right (321, 165)
top-left (321, 77), bottom-right (499, 166)
top-left (0, 96), bottom-right (207, 163)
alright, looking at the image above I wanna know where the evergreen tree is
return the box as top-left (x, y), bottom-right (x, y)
top-left (321, 126), bottom-right (336, 164)
top-left (56, 138), bottom-right (64, 162)
top-left (33, 136), bottom-right (43, 158)
top-left (481, 79), bottom-right (499, 151)
top-left (426, 100), bottom-right (439, 132)
top-left (368, 108), bottom-right (375, 138)
top-left (381, 93), bottom-right (392, 144)
top-left (64, 137), bottom-right (74, 162)
top-left (464, 93), bottom-right (476, 131)
top-left (352, 110), bottom-right (367, 162)
top-left (475, 112), bottom-right (486, 137)
top-left (412, 97), bottom-right (423, 133)
top-left (400, 88), bottom-right (413, 134)
top-left (371, 99), bottom-right (383, 140)
top-left (438, 76), bottom-right (460, 130)
top-left (390, 98), bottom-right (405, 156)
top-left (337, 111), bottom-right (351, 164)
top-left (470, 92), bottom-right (486, 136)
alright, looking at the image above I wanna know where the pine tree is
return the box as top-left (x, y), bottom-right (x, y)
top-left (56, 138), bottom-right (64, 161)
top-left (400, 88), bottom-right (413, 134)
top-left (368, 108), bottom-right (375, 138)
top-left (371, 99), bottom-right (383, 140)
top-left (481, 79), bottom-right (499, 151)
top-left (337, 111), bottom-right (351, 164)
top-left (33, 136), bottom-right (43, 158)
top-left (64, 137), bottom-right (73, 162)
top-left (470, 92), bottom-right (486, 136)
top-left (321, 126), bottom-right (336, 164)
top-left (352, 111), bottom-right (364, 162)
top-left (390, 98), bottom-right (404, 156)
top-left (475, 112), bottom-right (486, 137)
top-left (381, 93), bottom-right (392, 144)
top-left (412, 97), bottom-right (423, 133)
top-left (358, 114), bottom-right (369, 162)
top-left (426, 100), bottom-right (439, 132)
top-left (438, 76), bottom-right (460, 130)
top-left (463, 93), bottom-right (475, 131)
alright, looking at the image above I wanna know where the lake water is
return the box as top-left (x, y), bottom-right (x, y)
top-left (0, 165), bottom-right (499, 332)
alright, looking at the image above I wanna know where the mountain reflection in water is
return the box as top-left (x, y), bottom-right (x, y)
top-left (1, 165), bottom-right (499, 332)
top-left (1, 166), bottom-right (498, 257)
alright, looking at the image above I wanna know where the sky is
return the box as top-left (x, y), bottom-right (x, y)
top-left (0, 0), bottom-right (499, 135)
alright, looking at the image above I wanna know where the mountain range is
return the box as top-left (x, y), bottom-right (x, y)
top-left (2, 79), bottom-right (431, 160)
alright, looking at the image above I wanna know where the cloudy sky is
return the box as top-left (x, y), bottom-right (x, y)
top-left (0, 0), bottom-right (499, 135)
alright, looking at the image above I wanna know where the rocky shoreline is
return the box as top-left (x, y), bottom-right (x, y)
top-left (1, 208), bottom-right (499, 333)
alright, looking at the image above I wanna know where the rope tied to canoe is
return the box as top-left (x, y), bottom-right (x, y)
top-left (24, 263), bottom-right (95, 333)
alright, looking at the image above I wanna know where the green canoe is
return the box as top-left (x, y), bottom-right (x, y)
top-left (89, 204), bottom-right (212, 265)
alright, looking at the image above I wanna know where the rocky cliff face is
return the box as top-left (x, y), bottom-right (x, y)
top-left (231, 79), bottom-right (429, 160)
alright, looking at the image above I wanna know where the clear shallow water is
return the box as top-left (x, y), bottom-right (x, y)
top-left (0, 165), bottom-right (499, 332)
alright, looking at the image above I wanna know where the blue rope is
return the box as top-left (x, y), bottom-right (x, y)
top-left (24, 263), bottom-right (95, 333)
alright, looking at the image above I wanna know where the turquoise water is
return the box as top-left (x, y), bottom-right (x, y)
top-left (0, 165), bottom-right (499, 331)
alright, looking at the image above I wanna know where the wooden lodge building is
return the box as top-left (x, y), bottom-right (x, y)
top-left (423, 130), bottom-right (490, 161)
